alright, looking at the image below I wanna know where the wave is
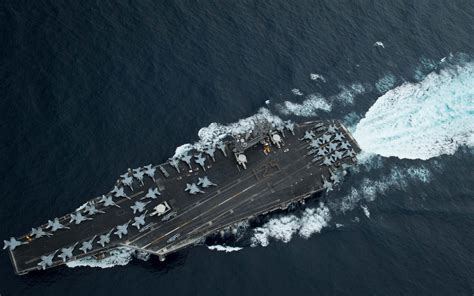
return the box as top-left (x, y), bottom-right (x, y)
top-left (354, 62), bottom-right (474, 160)
top-left (173, 108), bottom-right (283, 157)
top-left (251, 203), bottom-right (330, 247)
top-left (291, 88), bottom-right (304, 96)
top-left (360, 205), bottom-right (370, 218)
top-left (414, 57), bottom-right (438, 81)
top-left (375, 73), bottom-right (396, 93)
top-left (276, 82), bottom-right (365, 117)
top-left (373, 41), bottom-right (385, 48)
top-left (278, 94), bottom-right (332, 116)
top-left (66, 247), bottom-right (136, 269)
top-left (335, 83), bottom-right (366, 105)
top-left (207, 245), bottom-right (243, 252)
top-left (338, 163), bottom-right (432, 212)
top-left (310, 73), bottom-right (326, 82)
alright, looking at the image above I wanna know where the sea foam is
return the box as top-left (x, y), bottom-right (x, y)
top-left (354, 62), bottom-right (474, 160)
top-left (277, 82), bottom-right (365, 117)
top-left (173, 107), bottom-right (283, 158)
top-left (66, 247), bottom-right (136, 269)
top-left (338, 165), bottom-right (432, 212)
top-left (207, 245), bottom-right (243, 253)
top-left (375, 73), bottom-right (396, 93)
top-left (279, 94), bottom-right (332, 116)
top-left (251, 203), bottom-right (331, 247)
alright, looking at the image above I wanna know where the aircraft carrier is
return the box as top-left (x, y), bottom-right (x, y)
top-left (4, 119), bottom-right (360, 275)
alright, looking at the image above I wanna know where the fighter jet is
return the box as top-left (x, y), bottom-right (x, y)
top-left (132, 213), bottom-right (146, 230)
top-left (3, 237), bottom-right (25, 251)
top-left (143, 187), bottom-right (160, 200)
top-left (30, 227), bottom-right (51, 239)
top-left (143, 164), bottom-right (156, 181)
top-left (97, 230), bottom-right (113, 247)
top-left (345, 149), bottom-right (356, 158)
top-left (317, 147), bottom-right (329, 156)
top-left (131, 201), bottom-right (150, 214)
top-left (70, 212), bottom-right (92, 225)
top-left (340, 141), bottom-right (351, 150)
top-left (185, 183), bottom-right (204, 195)
top-left (194, 154), bottom-right (206, 171)
top-left (114, 222), bottom-right (130, 239)
top-left (169, 157), bottom-right (180, 173)
top-left (327, 124), bottom-right (337, 134)
top-left (111, 185), bottom-right (120, 195)
top-left (204, 146), bottom-right (216, 161)
top-left (333, 150), bottom-right (344, 161)
top-left (113, 186), bottom-right (128, 199)
top-left (334, 132), bottom-right (345, 142)
top-left (284, 121), bottom-right (295, 135)
top-left (181, 153), bottom-right (193, 169)
top-left (322, 176), bottom-right (333, 192)
top-left (121, 173), bottom-right (134, 190)
top-left (58, 245), bottom-right (76, 262)
top-left (328, 142), bottom-right (339, 152)
top-left (302, 130), bottom-right (315, 141)
top-left (216, 142), bottom-right (227, 157)
top-left (46, 218), bottom-right (70, 232)
top-left (167, 233), bottom-right (181, 243)
top-left (308, 139), bottom-right (320, 149)
top-left (320, 157), bottom-right (333, 167)
top-left (83, 202), bottom-right (105, 216)
top-left (322, 133), bottom-right (332, 143)
top-left (79, 236), bottom-right (96, 254)
top-left (132, 169), bottom-right (145, 185)
top-left (330, 171), bottom-right (341, 184)
top-left (37, 253), bottom-right (55, 270)
top-left (99, 195), bottom-right (120, 208)
top-left (197, 176), bottom-right (216, 188)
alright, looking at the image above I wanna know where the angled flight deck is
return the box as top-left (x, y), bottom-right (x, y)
top-left (4, 119), bottom-right (360, 275)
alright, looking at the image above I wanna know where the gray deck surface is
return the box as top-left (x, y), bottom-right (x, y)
top-left (8, 120), bottom-right (360, 274)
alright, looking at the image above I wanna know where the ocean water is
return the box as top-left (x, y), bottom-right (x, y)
top-left (1, 1), bottom-right (474, 295)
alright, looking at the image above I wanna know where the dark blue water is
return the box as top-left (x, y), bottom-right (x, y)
top-left (1, 1), bottom-right (473, 295)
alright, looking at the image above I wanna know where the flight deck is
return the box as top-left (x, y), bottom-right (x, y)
top-left (4, 119), bottom-right (360, 275)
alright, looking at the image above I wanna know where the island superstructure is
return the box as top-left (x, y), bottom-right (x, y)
top-left (4, 119), bottom-right (360, 275)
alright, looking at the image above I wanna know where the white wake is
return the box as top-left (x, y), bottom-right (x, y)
top-left (251, 203), bottom-right (331, 247)
top-left (338, 164), bottom-right (432, 213)
top-left (207, 245), bottom-right (243, 253)
top-left (173, 108), bottom-right (283, 157)
top-left (354, 62), bottom-right (474, 160)
top-left (277, 83), bottom-right (366, 117)
top-left (66, 247), bottom-right (137, 269)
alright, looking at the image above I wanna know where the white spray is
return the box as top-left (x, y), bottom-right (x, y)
top-left (354, 62), bottom-right (474, 160)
